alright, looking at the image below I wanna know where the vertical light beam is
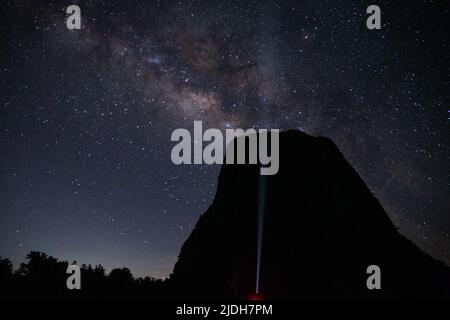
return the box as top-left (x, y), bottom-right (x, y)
top-left (256, 175), bottom-right (267, 294)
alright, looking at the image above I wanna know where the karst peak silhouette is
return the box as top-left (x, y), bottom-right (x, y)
top-left (169, 130), bottom-right (450, 299)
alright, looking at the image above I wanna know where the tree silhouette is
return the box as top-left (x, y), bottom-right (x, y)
top-left (0, 251), bottom-right (167, 300)
top-left (0, 257), bottom-right (13, 277)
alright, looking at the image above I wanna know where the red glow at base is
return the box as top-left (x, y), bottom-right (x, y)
top-left (249, 293), bottom-right (264, 301)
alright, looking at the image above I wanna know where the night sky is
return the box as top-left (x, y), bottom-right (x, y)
top-left (0, 0), bottom-right (449, 278)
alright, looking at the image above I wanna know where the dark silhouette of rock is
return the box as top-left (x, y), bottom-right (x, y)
top-left (170, 130), bottom-right (450, 299)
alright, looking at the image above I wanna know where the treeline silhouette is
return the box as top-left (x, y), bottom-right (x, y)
top-left (0, 251), bottom-right (167, 299)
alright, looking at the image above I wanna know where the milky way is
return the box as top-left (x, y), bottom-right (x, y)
top-left (0, 0), bottom-right (449, 278)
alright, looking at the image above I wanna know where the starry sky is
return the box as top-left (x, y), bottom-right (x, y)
top-left (0, 0), bottom-right (449, 278)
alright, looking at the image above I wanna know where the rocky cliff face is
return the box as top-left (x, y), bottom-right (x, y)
top-left (170, 130), bottom-right (450, 299)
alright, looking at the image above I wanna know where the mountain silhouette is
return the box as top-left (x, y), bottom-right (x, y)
top-left (169, 130), bottom-right (450, 299)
